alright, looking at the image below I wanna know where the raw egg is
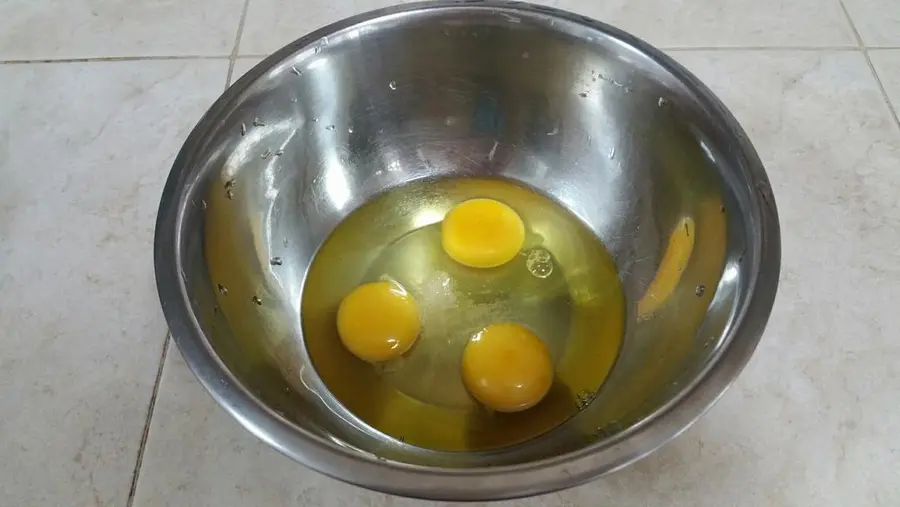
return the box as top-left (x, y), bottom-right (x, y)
top-left (441, 198), bottom-right (525, 268)
top-left (461, 323), bottom-right (553, 412)
top-left (336, 281), bottom-right (420, 362)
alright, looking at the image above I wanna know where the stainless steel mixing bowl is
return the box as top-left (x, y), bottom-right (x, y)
top-left (154, 1), bottom-right (780, 500)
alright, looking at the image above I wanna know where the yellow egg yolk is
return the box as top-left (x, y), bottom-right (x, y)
top-left (461, 323), bottom-right (553, 412)
top-left (336, 281), bottom-right (420, 363)
top-left (441, 198), bottom-right (525, 268)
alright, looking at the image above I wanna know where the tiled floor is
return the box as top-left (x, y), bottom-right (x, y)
top-left (0, 1), bottom-right (898, 506)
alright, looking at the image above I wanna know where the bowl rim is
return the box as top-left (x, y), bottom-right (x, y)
top-left (154, 0), bottom-right (781, 500)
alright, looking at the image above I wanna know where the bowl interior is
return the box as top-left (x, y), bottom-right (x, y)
top-left (173, 5), bottom-right (758, 468)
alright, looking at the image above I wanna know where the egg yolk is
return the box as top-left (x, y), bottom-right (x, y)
top-left (461, 323), bottom-right (553, 412)
top-left (336, 281), bottom-right (420, 363)
top-left (441, 198), bottom-right (525, 268)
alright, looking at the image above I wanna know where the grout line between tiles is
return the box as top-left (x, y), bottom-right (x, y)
top-left (125, 334), bottom-right (171, 507)
top-left (0, 55), bottom-right (230, 65)
top-left (233, 47), bottom-right (868, 58)
top-left (838, 0), bottom-right (866, 48)
top-left (862, 57), bottom-right (900, 133)
top-left (661, 45), bottom-right (860, 52)
top-left (226, 0), bottom-right (253, 88)
top-left (837, 0), bottom-right (900, 133)
top-left (4, 47), bottom-right (898, 67)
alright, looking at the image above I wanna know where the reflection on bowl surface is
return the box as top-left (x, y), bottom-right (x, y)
top-left (154, 0), bottom-right (780, 501)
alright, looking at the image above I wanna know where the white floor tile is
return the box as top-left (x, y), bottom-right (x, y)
top-left (131, 349), bottom-right (417, 507)
top-left (131, 48), bottom-right (900, 506)
top-left (649, 49), bottom-right (900, 507)
top-left (239, 0), bottom-right (856, 55)
top-left (0, 0), bottom-right (245, 60)
top-left (553, 0), bottom-right (857, 48)
top-left (0, 59), bottom-right (228, 506)
top-left (842, 0), bottom-right (900, 47)
top-left (240, 0), bottom-right (415, 55)
top-left (870, 50), bottom-right (900, 118)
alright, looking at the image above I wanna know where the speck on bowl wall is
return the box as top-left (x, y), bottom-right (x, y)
top-left (301, 177), bottom-right (625, 451)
